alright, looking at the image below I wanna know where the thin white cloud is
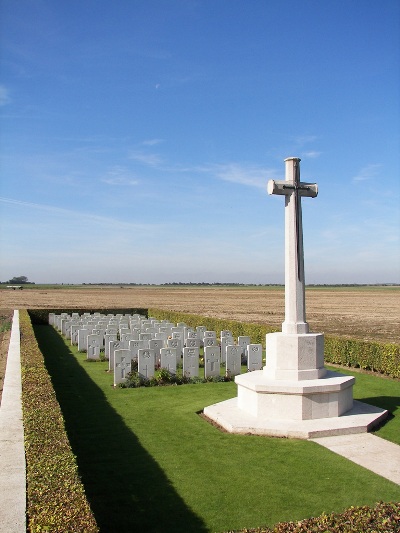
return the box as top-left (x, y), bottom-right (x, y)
top-left (294, 135), bottom-right (318, 146)
top-left (0, 85), bottom-right (11, 106)
top-left (101, 166), bottom-right (139, 186)
top-left (352, 163), bottom-right (382, 182)
top-left (125, 158), bottom-right (282, 191)
top-left (128, 150), bottom-right (164, 167)
top-left (211, 163), bottom-right (280, 189)
top-left (302, 151), bottom-right (321, 159)
top-left (0, 196), bottom-right (156, 230)
top-left (102, 177), bottom-right (139, 186)
top-left (140, 138), bottom-right (164, 146)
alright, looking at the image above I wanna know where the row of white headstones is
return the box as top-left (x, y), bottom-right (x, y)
top-left (49, 312), bottom-right (264, 386)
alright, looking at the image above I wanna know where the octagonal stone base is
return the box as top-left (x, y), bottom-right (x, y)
top-left (203, 370), bottom-right (388, 439)
top-left (236, 370), bottom-right (354, 420)
top-left (203, 329), bottom-right (388, 439)
top-left (203, 398), bottom-right (388, 439)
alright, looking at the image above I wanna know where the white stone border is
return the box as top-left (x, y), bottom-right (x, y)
top-left (0, 310), bottom-right (26, 532)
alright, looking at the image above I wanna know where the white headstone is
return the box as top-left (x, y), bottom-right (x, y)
top-left (204, 337), bottom-right (218, 348)
top-left (196, 326), bottom-right (207, 342)
top-left (91, 328), bottom-right (105, 348)
top-left (128, 339), bottom-right (145, 361)
top-left (225, 345), bottom-right (242, 377)
top-left (167, 338), bottom-right (183, 363)
top-left (109, 340), bottom-right (127, 371)
top-left (238, 336), bottom-right (251, 362)
top-left (114, 349), bottom-right (132, 386)
top-left (70, 324), bottom-right (80, 345)
top-left (61, 318), bottom-right (71, 336)
top-left (160, 348), bottom-right (177, 375)
top-left (78, 328), bottom-right (89, 352)
top-left (204, 346), bottom-right (221, 378)
top-left (149, 339), bottom-right (164, 365)
top-left (138, 349), bottom-right (156, 379)
top-left (87, 334), bottom-right (101, 359)
top-left (139, 332), bottom-right (153, 343)
top-left (185, 338), bottom-right (200, 349)
top-left (183, 347), bottom-right (199, 378)
top-left (104, 333), bottom-right (118, 357)
top-left (220, 335), bottom-right (234, 363)
top-left (246, 344), bottom-right (263, 372)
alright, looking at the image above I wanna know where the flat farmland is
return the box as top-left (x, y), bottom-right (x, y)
top-left (1, 285), bottom-right (398, 344)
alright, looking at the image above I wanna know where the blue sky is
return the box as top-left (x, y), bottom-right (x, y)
top-left (0, 0), bottom-right (399, 284)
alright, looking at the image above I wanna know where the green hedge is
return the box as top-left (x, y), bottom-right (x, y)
top-left (149, 308), bottom-right (400, 379)
top-left (324, 336), bottom-right (400, 379)
top-left (229, 501), bottom-right (400, 532)
top-left (20, 310), bottom-right (99, 533)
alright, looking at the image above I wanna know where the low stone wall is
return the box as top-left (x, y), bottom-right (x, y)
top-left (0, 310), bottom-right (26, 533)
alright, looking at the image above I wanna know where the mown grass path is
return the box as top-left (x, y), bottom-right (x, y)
top-left (34, 325), bottom-right (400, 533)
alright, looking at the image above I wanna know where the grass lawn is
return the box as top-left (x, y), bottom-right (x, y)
top-left (326, 365), bottom-right (400, 445)
top-left (34, 325), bottom-right (400, 533)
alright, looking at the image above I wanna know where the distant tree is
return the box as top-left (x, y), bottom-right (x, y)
top-left (7, 275), bottom-right (32, 284)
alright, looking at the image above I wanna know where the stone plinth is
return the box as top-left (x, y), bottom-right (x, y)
top-left (264, 332), bottom-right (326, 380)
top-left (236, 370), bottom-right (354, 421)
top-left (203, 398), bottom-right (388, 439)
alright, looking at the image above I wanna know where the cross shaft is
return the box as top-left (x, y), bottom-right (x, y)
top-left (267, 157), bottom-right (318, 334)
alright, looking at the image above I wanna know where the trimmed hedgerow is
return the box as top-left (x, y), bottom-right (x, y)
top-left (325, 335), bottom-right (400, 379)
top-left (19, 310), bottom-right (99, 533)
top-left (227, 500), bottom-right (400, 533)
top-left (148, 309), bottom-right (400, 379)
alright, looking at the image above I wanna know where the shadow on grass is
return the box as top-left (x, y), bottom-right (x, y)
top-left (34, 325), bottom-right (208, 533)
top-left (360, 396), bottom-right (399, 415)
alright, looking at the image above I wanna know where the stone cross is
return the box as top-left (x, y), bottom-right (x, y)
top-left (267, 157), bottom-right (318, 335)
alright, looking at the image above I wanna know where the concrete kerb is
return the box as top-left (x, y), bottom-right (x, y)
top-left (0, 310), bottom-right (26, 533)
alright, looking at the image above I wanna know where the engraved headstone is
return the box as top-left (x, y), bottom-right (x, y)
top-left (225, 345), bottom-right (241, 377)
top-left (204, 346), bottom-right (220, 378)
top-left (238, 336), bottom-right (251, 362)
top-left (183, 347), bottom-right (199, 378)
top-left (246, 344), bottom-right (263, 372)
top-left (114, 349), bottom-right (132, 386)
top-left (160, 348), bottom-right (177, 375)
top-left (87, 334), bottom-right (101, 359)
top-left (138, 349), bottom-right (156, 379)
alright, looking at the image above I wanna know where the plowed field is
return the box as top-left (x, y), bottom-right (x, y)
top-left (1, 286), bottom-right (398, 344)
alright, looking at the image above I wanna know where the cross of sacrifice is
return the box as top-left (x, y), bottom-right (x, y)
top-left (267, 157), bottom-right (318, 335)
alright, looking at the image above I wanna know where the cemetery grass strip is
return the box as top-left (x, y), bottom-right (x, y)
top-left (34, 325), bottom-right (400, 533)
top-left (326, 365), bottom-right (400, 446)
top-left (19, 311), bottom-right (99, 533)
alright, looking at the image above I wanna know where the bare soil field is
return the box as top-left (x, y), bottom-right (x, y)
top-left (0, 286), bottom-right (398, 344)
